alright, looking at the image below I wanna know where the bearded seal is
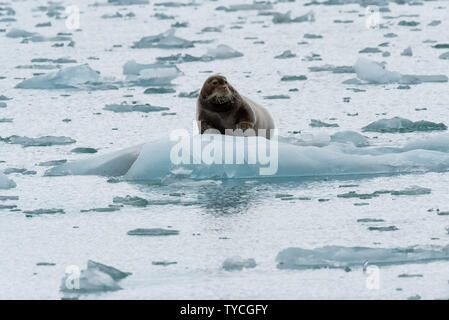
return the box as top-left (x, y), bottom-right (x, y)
top-left (196, 75), bottom-right (275, 139)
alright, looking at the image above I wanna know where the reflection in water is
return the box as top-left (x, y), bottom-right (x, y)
top-left (197, 181), bottom-right (262, 216)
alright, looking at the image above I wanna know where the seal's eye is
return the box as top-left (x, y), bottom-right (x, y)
top-left (224, 80), bottom-right (227, 84)
top-left (212, 80), bottom-right (218, 86)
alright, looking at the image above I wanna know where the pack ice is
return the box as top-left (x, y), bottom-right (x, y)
top-left (46, 134), bottom-right (449, 183)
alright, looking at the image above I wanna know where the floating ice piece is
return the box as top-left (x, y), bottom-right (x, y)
top-left (15, 64), bottom-right (101, 89)
top-left (222, 256), bottom-right (256, 271)
top-left (113, 195), bottom-right (149, 207)
top-left (309, 65), bottom-right (354, 73)
top-left (1, 135), bottom-right (76, 147)
top-left (123, 60), bottom-right (182, 86)
top-left (104, 102), bottom-right (169, 113)
top-left (401, 46), bottom-right (413, 56)
top-left (108, 0), bottom-right (148, 4)
top-left (330, 131), bottom-right (369, 147)
top-left (23, 208), bottom-right (64, 216)
top-left (0, 172), bottom-right (16, 189)
top-left (440, 52), bottom-right (449, 60)
top-left (276, 244), bottom-right (449, 270)
top-left (205, 44), bottom-right (243, 60)
top-left (275, 50), bottom-right (296, 59)
top-left (310, 119), bottom-right (338, 127)
top-left (272, 10), bottom-right (314, 24)
top-left (354, 58), bottom-right (401, 84)
top-left (216, 3), bottom-right (273, 12)
top-left (6, 28), bottom-right (37, 38)
top-left (60, 260), bottom-right (131, 294)
top-left (132, 29), bottom-right (194, 49)
top-left (362, 117), bottom-right (447, 133)
top-left (46, 134), bottom-right (449, 182)
top-left (127, 228), bottom-right (179, 236)
top-left (352, 58), bottom-right (448, 84)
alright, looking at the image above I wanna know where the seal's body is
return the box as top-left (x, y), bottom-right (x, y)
top-left (196, 75), bottom-right (275, 139)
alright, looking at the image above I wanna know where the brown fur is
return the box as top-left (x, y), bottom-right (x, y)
top-left (196, 75), bottom-right (275, 138)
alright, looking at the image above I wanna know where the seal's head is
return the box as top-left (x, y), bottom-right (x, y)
top-left (200, 75), bottom-right (235, 106)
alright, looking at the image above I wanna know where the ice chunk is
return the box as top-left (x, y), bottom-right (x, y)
top-left (308, 65), bottom-right (354, 73)
top-left (401, 46), bottom-right (413, 56)
top-left (113, 195), bottom-right (149, 207)
top-left (276, 244), bottom-right (449, 270)
top-left (216, 3), bottom-right (273, 12)
top-left (310, 119), bottom-right (338, 127)
top-left (108, 0), bottom-right (148, 4)
top-left (362, 117), bottom-right (447, 133)
top-left (127, 228), bottom-right (179, 236)
top-left (0, 172), bottom-right (16, 189)
top-left (275, 50), bottom-right (296, 59)
top-left (440, 52), bottom-right (449, 60)
top-left (6, 28), bottom-right (37, 38)
top-left (272, 10), bottom-right (314, 24)
top-left (15, 64), bottom-right (101, 89)
top-left (123, 60), bottom-right (182, 86)
top-left (222, 256), bottom-right (256, 271)
top-left (1, 135), bottom-right (76, 147)
top-left (132, 29), bottom-right (193, 49)
top-left (353, 57), bottom-right (448, 84)
top-left (354, 58), bottom-right (401, 84)
top-left (330, 131), bottom-right (370, 147)
top-left (104, 102), bottom-right (169, 113)
top-left (205, 44), bottom-right (243, 60)
top-left (60, 260), bottom-right (131, 294)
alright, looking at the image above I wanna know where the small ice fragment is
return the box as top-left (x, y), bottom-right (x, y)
top-left (204, 44), bottom-right (243, 60)
top-left (127, 228), bottom-right (179, 236)
top-left (0, 172), bottom-right (16, 189)
top-left (132, 29), bottom-right (193, 49)
top-left (60, 260), bottom-right (131, 294)
top-left (310, 119), bottom-right (339, 128)
top-left (401, 46), bottom-right (413, 56)
top-left (222, 256), bottom-right (256, 271)
top-left (0, 135), bottom-right (76, 147)
top-left (104, 103), bottom-right (169, 113)
top-left (113, 195), bottom-right (149, 207)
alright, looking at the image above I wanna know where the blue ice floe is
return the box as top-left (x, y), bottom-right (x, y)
top-left (46, 133), bottom-right (449, 183)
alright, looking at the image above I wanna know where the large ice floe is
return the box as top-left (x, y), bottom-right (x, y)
top-left (276, 244), bottom-right (449, 270)
top-left (0, 172), bottom-right (16, 189)
top-left (347, 58), bottom-right (448, 85)
top-left (46, 133), bottom-right (449, 183)
top-left (15, 64), bottom-right (117, 90)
